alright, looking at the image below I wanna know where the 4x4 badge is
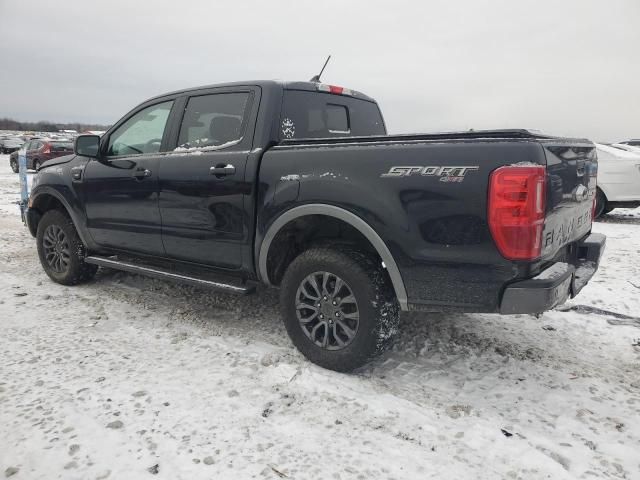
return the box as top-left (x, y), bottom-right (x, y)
top-left (381, 166), bottom-right (479, 182)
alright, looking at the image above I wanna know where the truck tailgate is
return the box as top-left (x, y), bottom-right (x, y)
top-left (540, 142), bottom-right (597, 260)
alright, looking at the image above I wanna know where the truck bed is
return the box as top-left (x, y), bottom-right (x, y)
top-left (260, 129), bottom-right (597, 312)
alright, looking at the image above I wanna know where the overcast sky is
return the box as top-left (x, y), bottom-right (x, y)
top-left (1, 0), bottom-right (638, 142)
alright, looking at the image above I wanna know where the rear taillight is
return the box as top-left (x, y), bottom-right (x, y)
top-left (488, 165), bottom-right (546, 260)
top-left (42, 143), bottom-right (50, 154)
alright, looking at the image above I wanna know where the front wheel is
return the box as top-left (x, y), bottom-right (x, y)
top-left (280, 247), bottom-right (399, 372)
top-left (36, 210), bottom-right (98, 285)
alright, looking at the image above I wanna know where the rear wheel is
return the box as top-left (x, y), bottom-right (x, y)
top-left (595, 188), bottom-right (612, 218)
top-left (280, 247), bottom-right (399, 372)
top-left (36, 210), bottom-right (97, 285)
top-left (10, 158), bottom-right (18, 173)
top-left (33, 159), bottom-right (41, 171)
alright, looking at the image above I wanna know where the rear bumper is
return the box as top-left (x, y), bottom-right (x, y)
top-left (499, 233), bottom-right (606, 314)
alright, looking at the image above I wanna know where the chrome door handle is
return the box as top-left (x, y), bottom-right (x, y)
top-left (210, 164), bottom-right (235, 176)
top-left (133, 168), bottom-right (151, 179)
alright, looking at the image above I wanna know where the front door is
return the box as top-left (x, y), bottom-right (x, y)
top-left (158, 90), bottom-right (256, 269)
top-left (83, 99), bottom-right (174, 255)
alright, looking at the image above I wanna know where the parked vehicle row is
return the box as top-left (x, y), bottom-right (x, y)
top-left (8, 138), bottom-right (74, 172)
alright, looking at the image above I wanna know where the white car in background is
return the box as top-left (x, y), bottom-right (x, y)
top-left (620, 139), bottom-right (640, 148)
top-left (594, 143), bottom-right (640, 217)
top-left (610, 143), bottom-right (640, 155)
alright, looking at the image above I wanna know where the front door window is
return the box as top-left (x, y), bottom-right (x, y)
top-left (107, 101), bottom-right (173, 157)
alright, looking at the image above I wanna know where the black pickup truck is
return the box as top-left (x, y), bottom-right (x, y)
top-left (25, 80), bottom-right (605, 371)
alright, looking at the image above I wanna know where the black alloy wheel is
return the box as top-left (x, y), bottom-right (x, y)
top-left (296, 271), bottom-right (360, 350)
top-left (280, 247), bottom-right (400, 372)
top-left (36, 210), bottom-right (98, 285)
top-left (42, 224), bottom-right (71, 274)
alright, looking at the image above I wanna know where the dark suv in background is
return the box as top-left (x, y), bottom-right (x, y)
top-left (9, 138), bottom-right (74, 172)
top-left (1, 135), bottom-right (25, 154)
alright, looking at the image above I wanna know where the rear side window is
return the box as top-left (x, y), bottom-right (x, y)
top-left (177, 92), bottom-right (250, 150)
top-left (280, 90), bottom-right (385, 140)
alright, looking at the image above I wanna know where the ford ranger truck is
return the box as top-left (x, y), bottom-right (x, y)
top-left (24, 80), bottom-right (606, 371)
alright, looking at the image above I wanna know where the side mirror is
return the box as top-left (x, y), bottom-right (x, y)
top-left (75, 135), bottom-right (101, 158)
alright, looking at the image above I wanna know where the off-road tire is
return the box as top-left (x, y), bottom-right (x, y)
top-left (10, 158), bottom-right (18, 173)
top-left (280, 247), bottom-right (399, 372)
top-left (36, 210), bottom-right (97, 285)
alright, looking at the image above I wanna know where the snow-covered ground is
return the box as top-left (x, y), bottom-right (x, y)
top-left (0, 154), bottom-right (639, 480)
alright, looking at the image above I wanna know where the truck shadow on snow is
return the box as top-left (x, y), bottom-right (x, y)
top-left (94, 268), bottom-right (583, 372)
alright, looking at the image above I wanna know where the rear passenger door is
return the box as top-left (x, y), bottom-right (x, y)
top-left (158, 88), bottom-right (259, 269)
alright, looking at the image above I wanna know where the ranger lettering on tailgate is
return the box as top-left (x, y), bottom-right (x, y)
top-left (544, 210), bottom-right (592, 250)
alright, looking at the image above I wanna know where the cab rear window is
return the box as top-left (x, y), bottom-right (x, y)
top-left (280, 90), bottom-right (385, 140)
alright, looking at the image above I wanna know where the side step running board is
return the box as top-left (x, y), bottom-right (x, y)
top-left (84, 256), bottom-right (255, 294)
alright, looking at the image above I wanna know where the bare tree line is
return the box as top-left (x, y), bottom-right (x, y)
top-left (0, 117), bottom-right (110, 133)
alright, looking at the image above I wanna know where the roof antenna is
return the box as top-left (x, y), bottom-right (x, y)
top-left (310, 55), bottom-right (331, 83)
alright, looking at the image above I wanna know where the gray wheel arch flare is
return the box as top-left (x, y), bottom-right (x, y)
top-left (257, 204), bottom-right (409, 311)
top-left (29, 187), bottom-right (93, 250)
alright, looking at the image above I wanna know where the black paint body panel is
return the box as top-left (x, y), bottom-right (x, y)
top-left (259, 139), bottom-right (547, 312)
top-left (83, 155), bottom-right (165, 255)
